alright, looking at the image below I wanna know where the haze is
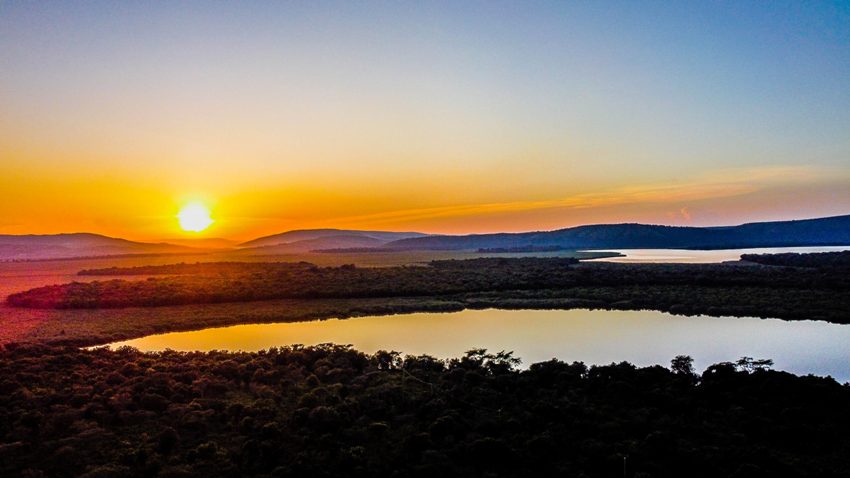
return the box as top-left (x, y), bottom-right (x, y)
top-left (2, 1), bottom-right (849, 241)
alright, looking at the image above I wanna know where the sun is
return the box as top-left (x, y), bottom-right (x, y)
top-left (177, 202), bottom-right (214, 232)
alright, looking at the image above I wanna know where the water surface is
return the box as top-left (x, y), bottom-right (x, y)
top-left (585, 246), bottom-right (849, 263)
top-left (107, 309), bottom-right (850, 382)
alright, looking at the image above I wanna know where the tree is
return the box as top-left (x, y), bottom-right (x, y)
top-left (670, 355), bottom-right (696, 377)
top-left (735, 357), bottom-right (774, 373)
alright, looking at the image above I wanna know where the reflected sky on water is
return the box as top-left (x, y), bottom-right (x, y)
top-left (107, 308), bottom-right (850, 382)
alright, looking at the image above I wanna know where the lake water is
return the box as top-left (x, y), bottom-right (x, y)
top-left (105, 308), bottom-right (850, 382)
top-left (585, 245), bottom-right (850, 263)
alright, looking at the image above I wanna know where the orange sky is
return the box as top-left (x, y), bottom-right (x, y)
top-left (1, 3), bottom-right (848, 241)
top-left (0, 162), bottom-right (846, 242)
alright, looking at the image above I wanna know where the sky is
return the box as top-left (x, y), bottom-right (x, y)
top-left (1, 1), bottom-right (849, 241)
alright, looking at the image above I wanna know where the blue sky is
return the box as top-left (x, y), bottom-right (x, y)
top-left (1, 1), bottom-right (848, 237)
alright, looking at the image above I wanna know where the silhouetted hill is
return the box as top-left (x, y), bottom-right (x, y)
top-left (161, 237), bottom-right (238, 249)
top-left (386, 214), bottom-right (850, 251)
top-left (236, 234), bottom-right (387, 254)
top-left (0, 233), bottom-right (200, 261)
top-left (238, 229), bottom-right (427, 248)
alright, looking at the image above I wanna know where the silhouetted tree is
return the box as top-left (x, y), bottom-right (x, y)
top-left (735, 356), bottom-right (774, 373)
top-left (670, 355), bottom-right (695, 376)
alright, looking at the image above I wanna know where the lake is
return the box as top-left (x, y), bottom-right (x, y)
top-left (585, 245), bottom-right (850, 263)
top-left (105, 308), bottom-right (850, 382)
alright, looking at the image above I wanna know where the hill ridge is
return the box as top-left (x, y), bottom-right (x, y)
top-left (385, 214), bottom-right (850, 251)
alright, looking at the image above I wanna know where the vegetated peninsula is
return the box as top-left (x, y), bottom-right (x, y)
top-left (8, 255), bottom-right (850, 325)
top-left (740, 250), bottom-right (850, 268)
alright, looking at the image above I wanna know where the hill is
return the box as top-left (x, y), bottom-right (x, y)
top-left (0, 233), bottom-right (200, 261)
top-left (236, 234), bottom-right (388, 254)
top-left (238, 229), bottom-right (427, 248)
top-left (386, 214), bottom-right (850, 251)
top-left (161, 237), bottom-right (238, 249)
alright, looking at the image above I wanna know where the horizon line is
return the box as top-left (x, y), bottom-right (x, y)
top-left (2, 211), bottom-right (848, 245)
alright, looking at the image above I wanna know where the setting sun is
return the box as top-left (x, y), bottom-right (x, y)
top-left (177, 202), bottom-right (213, 232)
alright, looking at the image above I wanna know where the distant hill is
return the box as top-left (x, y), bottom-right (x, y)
top-left (0, 233), bottom-right (201, 261)
top-left (237, 234), bottom-right (388, 254)
top-left (6, 215), bottom-right (849, 260)
top-left (385, 214), bottom-right (850, 251)
top-left (238, 229), bottom-right (428, 249)
top-left (162, 237), bottom-right (238, 249)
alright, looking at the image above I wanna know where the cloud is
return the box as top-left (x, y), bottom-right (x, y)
top-left (328, 165), bottom-right (829, 228)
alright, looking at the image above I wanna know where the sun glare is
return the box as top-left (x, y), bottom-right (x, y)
top-left (177, 202), bottom-right (213, 232)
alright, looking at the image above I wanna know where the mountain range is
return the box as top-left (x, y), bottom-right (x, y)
top-left (385, 214), bottom-right (850, 251)
top-left (1, 214), bottom-right (848, 261)
top-left (0, 229), bottom-right (429, 261)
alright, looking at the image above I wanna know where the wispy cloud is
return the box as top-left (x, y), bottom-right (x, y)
top-left (327, 165), bottom-right (835, 229)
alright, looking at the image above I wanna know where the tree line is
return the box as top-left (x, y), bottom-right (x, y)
top-left (740, 250), bottom-right (850, 269)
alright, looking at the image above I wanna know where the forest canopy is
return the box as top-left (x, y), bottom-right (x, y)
top-left (0, 344), bottom-right (847, 477)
